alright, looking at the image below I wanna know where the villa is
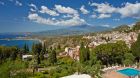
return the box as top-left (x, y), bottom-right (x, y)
top-left (59, 46), bottom-right (80, 60)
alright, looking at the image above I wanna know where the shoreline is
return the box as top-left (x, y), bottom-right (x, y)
top-left (0, 38), bottom-right (44, 44)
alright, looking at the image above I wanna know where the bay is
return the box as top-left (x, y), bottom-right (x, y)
top-left (0, 40), bottom-right (39, 50)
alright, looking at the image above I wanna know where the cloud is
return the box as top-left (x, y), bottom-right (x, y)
top-left (15, 0), bottom-right (22, 6)
top-left (118, 2), bottom-right (140, 18)
top-left (40, 6), bottom-right (59, 16)
top-left (90, 2), bottom-right (140, 19)
top-left (80, 5), bottom-right (89, 14)
top-left (29, 3), bottom-right (37, 9)
top-left (0, 1), bottom-right (4, 5)
top-left (90, 3), bottom-right (116, 14)
top-left (91, 14), bottom-right (97, 18)
top-left (30, 8), bottom-right (36, 12)
top-left (28, 13), bottom-right (86, 26)
top-left (29, 3), bottom-right (37, 12)
top-left (113, 18), bottom-right (120, 21)
top-left (101, 24), bottom-right (110, 27)
top-left (63, 14), bottom-right (73, 18)
top-left (55, 5), bottom-right (79, 16)
top-left (98, 14), bottom-right (111, 19)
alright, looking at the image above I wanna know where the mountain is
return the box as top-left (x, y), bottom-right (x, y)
top-left (32, 25), bottom-right (112, 36)
top-left (113, 25), bottom-right (130, 32)
top-left (133, 21), bottom-right (140, 31)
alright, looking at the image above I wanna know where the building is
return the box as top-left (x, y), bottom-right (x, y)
top-left (22, 55), bottom-right (33, 61)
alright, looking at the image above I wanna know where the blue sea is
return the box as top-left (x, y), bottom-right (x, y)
top-left (0, 34), bottom-right (27, 39)
top-left (0, 40), bottom-right (39, 49)
top-left (0, 34), bottom-right (39, 50)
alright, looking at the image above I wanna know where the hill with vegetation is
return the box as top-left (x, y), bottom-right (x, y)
top-left (32, 25), bottom-right (112, 37)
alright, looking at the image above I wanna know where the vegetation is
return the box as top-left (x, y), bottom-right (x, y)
top-left (133, 22), bottom-right (140, 31)
top-left (113, 25), bottom-right (131, 32)
top-left (131, 33), bottom-right (140, 62)
top-left (0, 22), bottom-right (140, 78)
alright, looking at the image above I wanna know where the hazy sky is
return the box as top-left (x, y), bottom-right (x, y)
top-left (0, 0), bottom-right (140, 32)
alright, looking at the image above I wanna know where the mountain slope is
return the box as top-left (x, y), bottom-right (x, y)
top-left (33, 25), bottom-right (112, 36)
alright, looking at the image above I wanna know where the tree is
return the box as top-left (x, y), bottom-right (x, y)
top-left (123, 53), bottom-right (134, 66)
top-left (0, 60), bottom-right (28, 78)
top-left (132, 21), bottom-right (140, 31)
top-left (131, 33), bottom-right (140, 62)
top-left (23, 43), bottom-right (29, 54)
top-left (93, 41), bottom-right (129, 65)
top-left (40, 44), bottom-right (46, 60)
top-left (32, 43), bottom-right (42, 64)
top-left (79, 42), bottom-right (90, 64)
top-left (90, 51), bottom-right (99, 66)
top-left (10, 46), bottom-right (18, 60)
top-left (49, 49), bottom-right (57, 65)
top-left (85, 46), bottom-right (90, 61)
top-left (79, 42), bottom-right (86, 63)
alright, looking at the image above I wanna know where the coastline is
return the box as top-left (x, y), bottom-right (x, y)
top-left (0, 38), bottom-right (44, 45)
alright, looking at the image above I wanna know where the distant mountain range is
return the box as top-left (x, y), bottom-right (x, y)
top-left (32, 25), bottom-right (112, 36)
top-left (2, 21), bottom-right (140, 37)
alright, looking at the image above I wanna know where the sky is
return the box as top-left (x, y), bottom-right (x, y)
top-left (0, 0), bottom-right (140, 33)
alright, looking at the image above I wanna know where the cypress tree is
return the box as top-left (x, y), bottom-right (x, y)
top-left (40, 44), bottom-right (46, 60)
top-left (32, 43), bottom-right (42, 64)
top-left (79, 42), bottom-right (86, 63)
top-left (85, 46), bottom-right (90, 61)
top-left (23, 43), bottom-right (27, 54)
top-left (49, 49), bottom-right (57, 65)
top-left (23, 43), bottom-right (29, 54)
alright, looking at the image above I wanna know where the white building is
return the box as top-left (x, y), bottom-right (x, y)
top-left (61, 74), bottom-right (91, 78)
top-left (22, 55), bottom-right (33, 61)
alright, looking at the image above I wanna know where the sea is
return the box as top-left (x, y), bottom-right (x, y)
top-left (0, 34), bottom-right (39, 50)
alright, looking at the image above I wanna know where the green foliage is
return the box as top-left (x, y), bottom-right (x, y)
top-left (79, 42), bottom-right (90, 63)
top-left (131, 33), bottom-right (140, 62)
top-left (58, 56), bottom-right (74, 65)
top-left (0, 60), bottom-right (31, 78)
top-left (34, 72), bottom-right (47, 78)
top-left (48, 49), bottom-right (57, 65)
top-left (123, 53), bottom-right (135, 66)
top-left (32, 43), bottom-right (42, 64)
top-left (93, 41), bottom-right (129, 65)
top-left (113, 25), bottom-right (130, 32)
top-left (90, 51), bottom-right (101, 66)
top-left (0, 46), bottom-right (19, 63)
top-left (132, 21), bottom-right (140, 31)
top-left (23, 43), bottom-right (29, 54)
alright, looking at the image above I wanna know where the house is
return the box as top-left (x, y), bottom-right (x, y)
top-left (22, 55), bottom-right (33, 61)
top-left (59, 46), bottom-right (80, 61)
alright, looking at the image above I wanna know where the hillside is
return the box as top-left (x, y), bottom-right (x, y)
top-left (32, 25), bottom-right (111, 36)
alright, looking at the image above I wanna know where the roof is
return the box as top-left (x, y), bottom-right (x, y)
top-left (61, 74), bottom-right (91, 78)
